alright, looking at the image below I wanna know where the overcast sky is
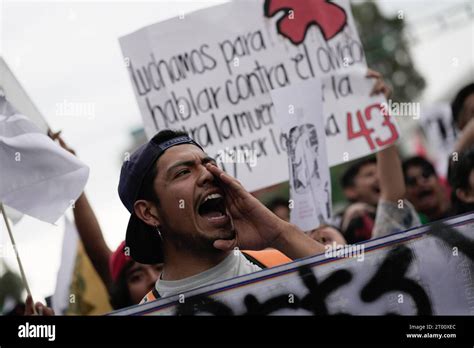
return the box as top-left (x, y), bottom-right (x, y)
top-left (0, 0), bottom-right (472, 302)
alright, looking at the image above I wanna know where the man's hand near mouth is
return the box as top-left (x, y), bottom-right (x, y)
top-left (205, 163), bottom-right (326, 260)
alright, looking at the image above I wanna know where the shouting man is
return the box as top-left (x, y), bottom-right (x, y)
top-left (118, 130), bottom-right (325, 301)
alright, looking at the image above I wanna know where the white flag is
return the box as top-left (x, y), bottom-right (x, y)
top-left (52, 217), bottom-right (78, 315)
top-left (0, 96), bottom-right (89, 223)
top-left (3, 205), bottom-right (23, 225)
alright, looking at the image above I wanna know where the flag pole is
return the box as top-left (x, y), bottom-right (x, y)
top-left (0, 202), bottom-right (36, 314)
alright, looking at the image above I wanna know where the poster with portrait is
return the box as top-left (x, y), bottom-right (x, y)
top-left (271, 78), bottom-right (331, 231)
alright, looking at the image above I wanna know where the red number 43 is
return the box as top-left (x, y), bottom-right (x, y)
top-left (347, 103), bottom-right (398, 150)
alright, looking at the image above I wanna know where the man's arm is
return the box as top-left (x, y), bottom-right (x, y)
top-left (271, 220), bottom-right (327, 260)
top-left (376, 145), bottom-right (405, 203)
top-left (73, 193), bottom-right (112, 286)
top-left (373, 146), bottom-right (422, 239)
top-left (367, 68), bottom-right (405, 203)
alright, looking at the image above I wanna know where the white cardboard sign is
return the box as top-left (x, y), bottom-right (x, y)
top-left (120, 0), bottom-right (398, 191)
top-left (271, 78), bottom-right (331, 231)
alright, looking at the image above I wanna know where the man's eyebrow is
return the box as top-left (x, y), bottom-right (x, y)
top-left (166, 157), bottom-right (216, 177)
top-left (202, 156), bottom-right (216, 164)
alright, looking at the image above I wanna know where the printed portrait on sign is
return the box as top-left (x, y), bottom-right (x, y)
top-left (288, 124), bottom-right (320, 193)
top-left (287, 123), bottom-right (330, 221)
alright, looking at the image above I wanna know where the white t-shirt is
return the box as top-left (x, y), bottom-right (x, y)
top-left (153, 251), bottom-right (261, 299)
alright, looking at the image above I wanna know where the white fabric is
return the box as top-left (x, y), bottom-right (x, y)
top-left (0, 56), bottom-right (49, 133)
top-left (3, 205), bottom-right (23, 225)
top-left (155, 251), bottom-right (261, 298)
top-left (51, 217), bottom-right (78, 315)
top-left (0, 96), bottom-right (89, 223)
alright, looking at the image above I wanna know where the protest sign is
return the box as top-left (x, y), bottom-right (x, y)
top-left (271, 77), bottom-right (331, 230)
top-left (322, 69), bottom-right (399, 165)
top-left (120, 0), bottom-right (401, 192)
top-left (111, 212), bottom-right (474, 315)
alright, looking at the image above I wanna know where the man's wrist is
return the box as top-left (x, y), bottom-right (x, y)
top-left (270, 220), bottom-right (326, 259)
top-left (270, 220), bottom-right (295, 252)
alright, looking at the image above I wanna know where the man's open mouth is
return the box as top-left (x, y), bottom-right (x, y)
top-left (198, 192), bottom-right (228, 221)
top-left (418, 188), bottom-right (434, 201)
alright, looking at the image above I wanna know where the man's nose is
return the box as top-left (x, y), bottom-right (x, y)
top-left (414, 175), bottom-right (429, 187)
top-left (197, 163), bottom-right (215, 186)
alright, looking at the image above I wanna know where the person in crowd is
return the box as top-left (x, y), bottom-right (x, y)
top-left (339, 147), bottom-right (420, 241)
top-left (402, 156), bottom-right (452, 222)
top-left (119, 130), bottom-right (325, 302)
top-left (307, 225), bottom-right (347, 246)
top-left (339, 157), bottom-right (378, 242)
top-left (449, 146), bottom-right (474, 215)
top-left (341, 157), bottom-right (379, 207)
top-left (267, 197), bottom-right (290, 222)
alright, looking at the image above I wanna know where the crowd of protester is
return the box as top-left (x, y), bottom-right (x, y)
top-left (20, 79), bottom-right (474, 315)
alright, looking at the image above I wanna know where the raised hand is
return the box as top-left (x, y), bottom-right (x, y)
top-left (205, 163), bottom-right (285, 251)
top-left (205, 163), bottom-right (326, 259)
top-left (25, 295), bottom-right (55, 316)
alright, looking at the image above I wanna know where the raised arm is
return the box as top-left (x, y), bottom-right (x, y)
top-left (366, 68), bottom-right (405, 202)
top-left (73, 193), bottom-right (112, 286)
top-left (376, 145), bottom-right (405, 203)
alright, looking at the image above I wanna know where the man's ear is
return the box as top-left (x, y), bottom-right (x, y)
top-left (456, 188), bottom-right (474, 203)
top-left (343, 187), bottom-right (357, 201)
top-left (134, 200), bottom-right (161, 227)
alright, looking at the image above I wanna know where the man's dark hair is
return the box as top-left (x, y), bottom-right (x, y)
top-left (340, 157), bottom-right (377, 189)
top-left (402, 156), bottom-right (437, 181)
top-left (449, 146), bottom-right (474, 214)
top-left (267, 197), bottom-right (289, 212)
top-left (136, 129), bottom-right (190, 204)
top-left (451, 83), bottom-right (474, 127)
